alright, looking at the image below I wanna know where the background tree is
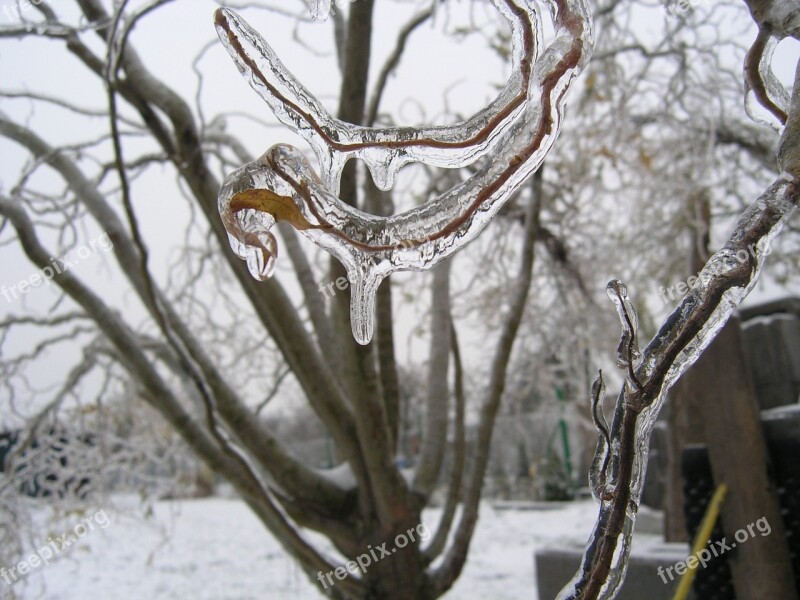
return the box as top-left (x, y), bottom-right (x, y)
top-left (0, 1), bottom-right (797, 600)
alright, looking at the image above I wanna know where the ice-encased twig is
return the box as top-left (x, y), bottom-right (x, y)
top-left (307, 0), bottom-right (330, 21)
top-left (215, 0), bottom-right (541, 194)
top-left (744, 29), bottom-right (789, 129)
top-left (216, 0), bottom-right (592, 344)
top-left (558, 175), bottom-right (798, 600)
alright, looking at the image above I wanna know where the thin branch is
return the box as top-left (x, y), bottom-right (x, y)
top-left (365, 5), bottom-right (434, 127)
top-left (424, 318), bottom-right (467, 562)
top-left (433, 169), bottom-right (543, 595)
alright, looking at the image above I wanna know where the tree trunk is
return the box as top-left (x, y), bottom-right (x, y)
top-left (664, 381), bottom-right (705, 541)
top-left (361, 537), bottom-right (435, 600)
top-left (680, 318), bottom-right (797, 600)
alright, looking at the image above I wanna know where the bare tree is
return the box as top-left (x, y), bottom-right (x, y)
top-left (0, 1), bottom-right (797, 600)
top-left (0, 1), bottom-right (578, 597)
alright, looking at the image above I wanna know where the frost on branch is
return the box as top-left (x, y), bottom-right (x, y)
top-left (214, 0), bottom-right (592, 344)
top-left (216, 2), bottom-right (542, 194)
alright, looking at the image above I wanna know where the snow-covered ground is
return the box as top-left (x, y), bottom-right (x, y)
top-left (5, 496), bottom-right (615, 599)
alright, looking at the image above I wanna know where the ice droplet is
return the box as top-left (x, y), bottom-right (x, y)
top-left (307, 0), bottom-right (330, 21)
top-left (214, 0), bottom-right (593, 343)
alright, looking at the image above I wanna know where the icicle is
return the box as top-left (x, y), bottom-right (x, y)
top-left (348, 260), bottom-right (383, 345)
top-left (215, 0), bottom-right (593, 343)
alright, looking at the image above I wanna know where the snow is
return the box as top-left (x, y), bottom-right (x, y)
top-left (5, 496), bottom-right (613, 600)
top-left (761, 403), bottom-right (800, 420)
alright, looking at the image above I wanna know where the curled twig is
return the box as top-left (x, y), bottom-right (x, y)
top-left (744, 26), bottom-right (788, 126)
top-left (589, 370), bottom-right (611, 496)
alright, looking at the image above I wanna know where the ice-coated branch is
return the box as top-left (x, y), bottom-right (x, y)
top-left (742, 0), bottom-right (799, 128)
top-left (216, 0), bottom-right (542, 193)
top-left (560, 179), bottom-right (798, 600)
top-left (558, 6), bottom-right (800, 596)
top-left (744, 28), bottom-right (788, 127)
top-left (215, 0), bottom-right (593, 343)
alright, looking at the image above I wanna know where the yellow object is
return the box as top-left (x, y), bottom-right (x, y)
top-left (672, 483), bottom-right (728, 600)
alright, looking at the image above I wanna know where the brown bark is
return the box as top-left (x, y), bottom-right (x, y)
top-left (682, 319), bottom-right (797, 600)
top-left (664, 190), bottom-right (712, 542)
top-left (664, 383), bottom-right (705, 542)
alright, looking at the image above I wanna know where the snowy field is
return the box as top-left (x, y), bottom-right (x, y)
top-left (6, 496), bottom-right (619, 599)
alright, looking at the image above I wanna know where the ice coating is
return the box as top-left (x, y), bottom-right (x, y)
top-left (307, 0), bottom-right (330, 21)
top-left (588, 372), bottom-right (610, 501)
top-left (215, 0), bottom-right (542, 194)
top-left (606, 281), bottom-right (641, 377)
top-left (558, 176), bottom-right (798, 599)
top-left (745, 34), bottom-right (791, 131)
top-left (216, 0), bottom-right (592, 344)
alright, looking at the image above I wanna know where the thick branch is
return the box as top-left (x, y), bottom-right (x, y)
top-left (413, 259), bottom-right (452, 497)
top-left (433, 170), bottom-right (543, 595)
top-left (425, 319), bottom-right (467, 562)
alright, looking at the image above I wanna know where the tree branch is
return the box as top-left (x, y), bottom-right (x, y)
top-left (432, 169), bottom-right (543, 595)
top-left (413, 259), bottom-right (452, 498)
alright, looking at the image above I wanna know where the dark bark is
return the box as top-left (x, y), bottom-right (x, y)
top-left (682, 319), bottom-right (797, 600)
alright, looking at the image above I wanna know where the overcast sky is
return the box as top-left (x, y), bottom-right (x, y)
top-left (0, 0), bottom-right (797, 422)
